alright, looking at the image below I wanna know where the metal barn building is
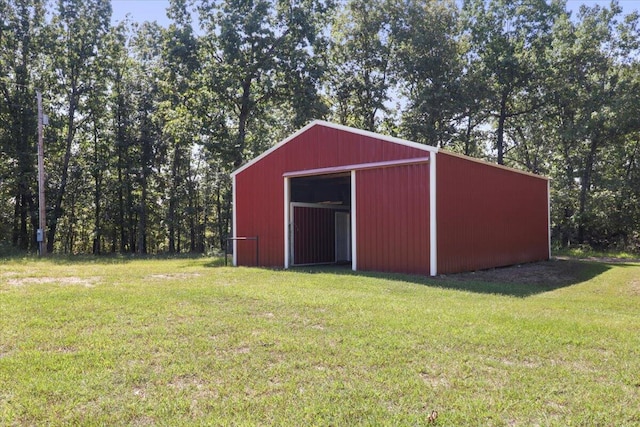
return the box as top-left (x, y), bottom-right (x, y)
top-left (231, 121), bottom-right (550, 276)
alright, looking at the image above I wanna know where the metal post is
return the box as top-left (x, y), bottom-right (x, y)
top-left (226, 236), bottom-right (259, 267)
top-left (36, 91), bottom-right (47, 256)
top-left (255, 235), bottom-right (259, 267)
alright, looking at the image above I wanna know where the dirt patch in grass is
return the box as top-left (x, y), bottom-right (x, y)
top-left (419, 371), bottom-right (451, 388)
top-left (0, 272), bottom-right (18, 278)
top-left (147, 273), bottom-right (202, 280)
top-left (4, 276), bottom-right (100, 287)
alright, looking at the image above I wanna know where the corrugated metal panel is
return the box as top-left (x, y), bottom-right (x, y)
top-left (356, 164), bottom-right (430, 275)
top-left (293, 206), bottom-right (335, 264)
top-left (436, 152), bottom-right (549, 274)
top-left (235, 124), bottom-right (429, 267)
top-left (234, 168), bottom-right (284, 267)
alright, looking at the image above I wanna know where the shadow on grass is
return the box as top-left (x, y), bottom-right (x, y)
top-left (287, 259), bottom-right (613, 297)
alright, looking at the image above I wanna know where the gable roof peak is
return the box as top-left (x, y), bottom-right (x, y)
top-left (231, 120), bottom-right (437, 177)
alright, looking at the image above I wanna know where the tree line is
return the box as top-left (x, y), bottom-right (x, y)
top-left (1, 0), bottom-right (639, 255)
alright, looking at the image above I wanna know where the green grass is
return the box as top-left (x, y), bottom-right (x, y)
top-left (1, 257), bottom-right (639, 426)
top-left (554, 245), bottom-right (640, 260)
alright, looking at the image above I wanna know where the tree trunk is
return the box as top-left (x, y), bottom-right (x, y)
top-left (138, 178), bottom-right (148, 255)
top-left (168, 142), bottom-right (180, 253)
top-left (111, 225), bottom-right (117, 253)
top-left (47, 88), bottom-right (78, 253)
top-left (234, 78), bottom-right (252, 169)
top-left (223, 186), bottom-right (232, 251)
top-left (464, 115), bottom-right (473, 156)
top-left (9, 88), bottom-right (36, 251)
top-left (577, 137), bottom-right (599, 244)
top-left (137, 111), bottom-right (152, 255)
top-left (126, 178), bottom-right (135, 253)
top-left (177, 222), bottom-right (181, 253)
top-left (16, 147), bottom-right (32, 251)
top-left (215, 179), bottom-right (224, 251)
top-left (7, 31), bottom-right (37, 252)
top-left (189, 186), bottom-right (196, 252)
top-left (168, 195), bottom-right (176, 253)
top-left (496, 90), bottom-right (508, 165)
top-left (195, 182), bottom-right (205, 253)
top-left (93, 122), bottom-right (102, 255)
top-left (117, 155), bottom-right (126, 252)
top-left (129, 208), bottom-right (137, 253)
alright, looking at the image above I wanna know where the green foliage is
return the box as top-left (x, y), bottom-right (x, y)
top-left (326, 0), bottom-right (392, 131)
top-left (0, 0), bottom-right (640, 254)
top-left (540, 2), bottom-right (640, 249)
top-left (461, 0), bottom-right (560, 164)
top-left (392, 0), bottom-right (462, 147)
top-left (204, 0), bottom-right (329, 153)
top-left (45, 0), bottom-right (112, 253)
top-left (0, 0), bottom-right (46, 251)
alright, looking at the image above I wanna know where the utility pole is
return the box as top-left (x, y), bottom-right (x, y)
top-left (36, 90), bottom-right (47, 256)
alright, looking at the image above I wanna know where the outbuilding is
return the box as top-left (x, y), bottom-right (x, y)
top-left (231, 120), bottom-right (550, 276)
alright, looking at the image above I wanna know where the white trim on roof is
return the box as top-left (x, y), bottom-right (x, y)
top-left (282, 157), bottom-right (430, 178)
top-left (439, 150), bottom-right (550, 181)
top-left (311, 120), bottom-right (439, 154)
top-left (231, 120), bottom-right (437, 177)
top-left (231, 120), bottom-right (550, 182)
top-left (232, 121), bottom-right (318, 177)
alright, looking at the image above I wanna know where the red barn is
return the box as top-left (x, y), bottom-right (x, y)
top-left (231, 121), bottom-right (550, 276)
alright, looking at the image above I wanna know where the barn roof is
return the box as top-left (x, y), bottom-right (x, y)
top-left (231, 120), bottom-right (548, 181)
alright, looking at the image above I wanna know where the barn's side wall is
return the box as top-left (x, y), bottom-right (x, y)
top-left (436, 152), bottom-right (550, 274)
top-left (234, 125), bottom-right (429, 267)
top-left (356, 164), bottom-right (431, 275)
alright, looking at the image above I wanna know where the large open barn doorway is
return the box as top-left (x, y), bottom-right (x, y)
top-left (288, 173), bottom-right (351, 266)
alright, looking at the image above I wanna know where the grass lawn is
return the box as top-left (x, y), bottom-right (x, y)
top-left (1, 256), bottom-right (639, 426)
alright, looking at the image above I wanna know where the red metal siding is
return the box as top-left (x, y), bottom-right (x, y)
top-left (236, 123), bottom-right (549, 274)
top-left (356, 164), bottom-right (430, 275)
top-left (436, 152), bottom-right (549, 274)
top-left (235, 124), bottom-right (429, 267)
top-left (234, 168), bottom-right (284, 267)
top-left (293, 206), bottom-right (335, 264)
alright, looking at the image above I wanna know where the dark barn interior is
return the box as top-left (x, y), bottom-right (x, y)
top-left (290, 173), bottom-right (351, 265)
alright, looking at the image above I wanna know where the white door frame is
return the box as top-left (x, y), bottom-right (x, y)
top-left (284, 174), bottom-right (355, 269)
top-left (282, 155), bottom-right (433, 274)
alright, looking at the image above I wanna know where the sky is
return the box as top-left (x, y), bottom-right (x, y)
top-left (111, 0), bottom-right (172, 27)
top-left (110, 0), bottom-right (640, 28)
